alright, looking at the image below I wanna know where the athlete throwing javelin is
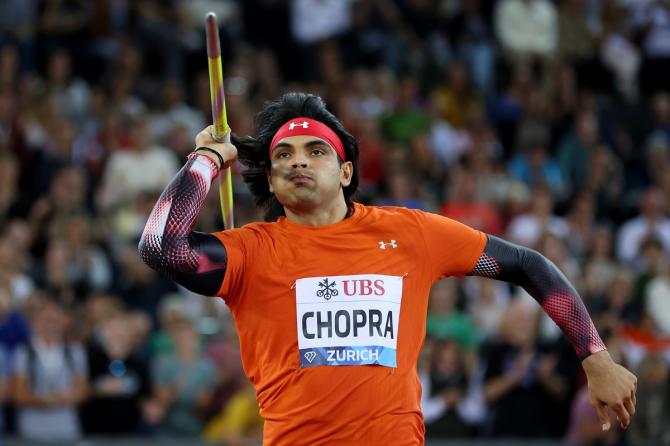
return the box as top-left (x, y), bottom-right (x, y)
top-left (139, 93), bottom-right (636, 445)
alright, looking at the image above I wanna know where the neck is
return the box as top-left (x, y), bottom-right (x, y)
top-left (35, 333), bottom-right (60, 347)
top-left (284, 198), bottom-right (349, 227)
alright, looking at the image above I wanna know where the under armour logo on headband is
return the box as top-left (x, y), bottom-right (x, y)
top-left (288, 121), bottom-right (310, 130)
top-left (270, 117), bottom-right (346, 161)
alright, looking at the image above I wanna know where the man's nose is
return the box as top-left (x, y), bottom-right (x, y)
top-left (292, 154), bottom-right (308, 168)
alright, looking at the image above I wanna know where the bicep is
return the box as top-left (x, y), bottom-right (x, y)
top-left (467, 235), bottom-right (537, 284)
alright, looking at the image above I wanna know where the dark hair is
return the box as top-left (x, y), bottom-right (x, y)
top-left (232, 92), bottom-right (359, 222)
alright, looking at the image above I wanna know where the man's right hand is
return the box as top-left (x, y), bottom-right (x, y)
top-left (195, 125), bottom-right (238, 168)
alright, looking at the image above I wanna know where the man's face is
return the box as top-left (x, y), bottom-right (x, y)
top-left (268, 135), bottom-right (352, 212)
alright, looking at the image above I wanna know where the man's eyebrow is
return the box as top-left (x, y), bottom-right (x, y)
top-left (272, 139), bottom-right (332, 150)
top-left (304, 139), bottom-right (332, 149)
top-left (272, 142), bottom-right (293, 150)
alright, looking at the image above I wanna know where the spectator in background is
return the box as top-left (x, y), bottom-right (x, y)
top-left (44, 48), bottom-right (90, 127)
top-left (374, 170), bottom-right (428, 210)
top-left (557, 0), bottom-right (595, 62)
top-left (99, 115), bottom-right (178, 211)
top-left (508, 136), bottom-right (564, 198)
top-left (381, 77), bottom-right (430, 145)
top-left (135, 0), bottom-right (186, 81)
top-left (152, 315), bottom-right (217, 436)
top-left (463, 276), bottom-right (510, 341)
top-left (38, 213), bottom-right (112, 299)
top-left (617, 187), bottom-right (670, 269)
top-left (448, 0), bottom-right (496, 96)
top-left (424, 339), bottom-right (472, 438)
top-left (629, 353), bottom-right (670, 446)
top-left (638, 0), bottom-right (670, 95)
top-left (495, 0), bottom-right (558, 63)
top-left (632, 236), bottom-right (666, 307)
top-left (648, 92), bottom-right (670, 143)
top-left (115, 242), bottom-right (178, 326)
top-left (0, 153), bottom-right (22, 224)
top-left (0, 232), bottom-right (35, 307)
top-left (354, 117), bottom-right (386, 195)
top-left (645, 131), bottom-right (670, 190)
top-left (506, 185), bottom-right (568, 248)
top-left (645, 256), bottom-right (670, 337)
top-left (148, 79), bottom-right (206, 144)
top-left (12, 295), bottom-right (88, 443)
top-left (431, 61), bottom-right (482, 130)
top-left (0, 1), bottom-right (37, 74)
top-left (81, 307), bottom-right (153, 435)
top-left (441, 169), bottom-right (502, 235)
top-left (0, 284), bottom-right (30, 355)
top-left (482, 299), bottom-right (571, 438)
top-left (290, 0), bottom-right (353, 82)
top-left (203, 381), bottom-right (263, 446)
top-left (591, 268), bottom-right (638, 335)
top-left (426, 279), bottom-right (478, 352)
top-left (28, 164), bottom-right (88, 256)
top-left (557, 110), bottom-right (600, 196)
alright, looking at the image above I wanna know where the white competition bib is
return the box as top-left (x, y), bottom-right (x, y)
top-left (295, 274), bottom-right (403, 368)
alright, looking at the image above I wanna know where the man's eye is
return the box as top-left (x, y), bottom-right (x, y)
top-left (277, 152), bottom-right (290, 158)
top-left (312, 149), bottom-right (325, 156)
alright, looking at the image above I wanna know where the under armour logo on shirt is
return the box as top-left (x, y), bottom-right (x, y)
top-left (379, 240), bottom-right (397, 250)
top-left (289, 121), bottom-right (310, 130)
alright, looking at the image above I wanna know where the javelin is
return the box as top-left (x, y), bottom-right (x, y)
top-left (205, 12), bottom-right (234, 229)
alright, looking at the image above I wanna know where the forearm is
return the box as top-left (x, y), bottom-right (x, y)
top-left (483, 375), bottom-right (517, 403)
top-left (13, 378), bottom-right (52, 407)
top-left (538, 373), bottom-right (568, 400)
top-left (138, 153), bottom-right (227, 296)
top-left (469, 235), bottom-right (606, 360)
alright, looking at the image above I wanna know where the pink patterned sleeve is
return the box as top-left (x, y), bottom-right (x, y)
top-left (468, 235), bottom-right (606, 360)
top-left (138, 153), bottom-right (228, 296)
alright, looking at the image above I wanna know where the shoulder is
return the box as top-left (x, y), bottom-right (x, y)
top-left (212, 221), bottom-right (279, 246)
top-left (365, 204), bottom-right (482, 233)
top-left (361, 204), bottom-right (426, 223)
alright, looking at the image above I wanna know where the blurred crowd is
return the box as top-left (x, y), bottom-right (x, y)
top-left (1, 0), bottom-right (670, 445)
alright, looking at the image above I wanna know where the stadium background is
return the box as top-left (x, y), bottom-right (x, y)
top-left (1, 0), bottom-right (670, 445)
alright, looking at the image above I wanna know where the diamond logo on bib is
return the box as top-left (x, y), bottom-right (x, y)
top-left (295, 274), bottom-right (403, 368)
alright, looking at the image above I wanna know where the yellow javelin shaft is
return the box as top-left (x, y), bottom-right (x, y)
top-left (206, 12), bottom-right (234, 229)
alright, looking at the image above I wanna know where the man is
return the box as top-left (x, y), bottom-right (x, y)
top-left (139, 92), bottom-right (636, 445)
top-left (12, 296), bottom-right (88, 442)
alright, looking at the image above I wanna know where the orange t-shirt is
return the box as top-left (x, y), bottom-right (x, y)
top-left (213, 203), bottom-right (486, 446)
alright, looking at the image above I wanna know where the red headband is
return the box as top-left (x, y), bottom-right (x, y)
top-left (270, 117), bottom-right (346, 161)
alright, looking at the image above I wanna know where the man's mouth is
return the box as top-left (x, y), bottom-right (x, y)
top-left (289, 173), bottom-right (312, 183)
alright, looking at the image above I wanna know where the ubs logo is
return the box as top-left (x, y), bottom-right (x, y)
top-left (316, 278), bottom-right (338, 300)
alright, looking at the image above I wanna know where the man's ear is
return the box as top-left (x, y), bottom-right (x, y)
top-left (340, 161), bottom-right (353, 187)
top-left (267, 171), bottom-right (274, 193)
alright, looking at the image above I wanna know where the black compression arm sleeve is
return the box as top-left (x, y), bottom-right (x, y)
top-left (468, 235), bottom-right (606, 360)
top-left (138, 153), bottom-right (227, 296)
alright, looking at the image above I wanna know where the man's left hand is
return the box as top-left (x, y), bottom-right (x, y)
top-left (582, 350), bottom-right (637, 431)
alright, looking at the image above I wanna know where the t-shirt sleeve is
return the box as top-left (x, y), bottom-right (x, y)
top-left (415, 210), bottom-right (486, 280)
top-left (213, 225), bottom-right (268, 305)
top-left (212, 229), bottom-right (250, 304)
